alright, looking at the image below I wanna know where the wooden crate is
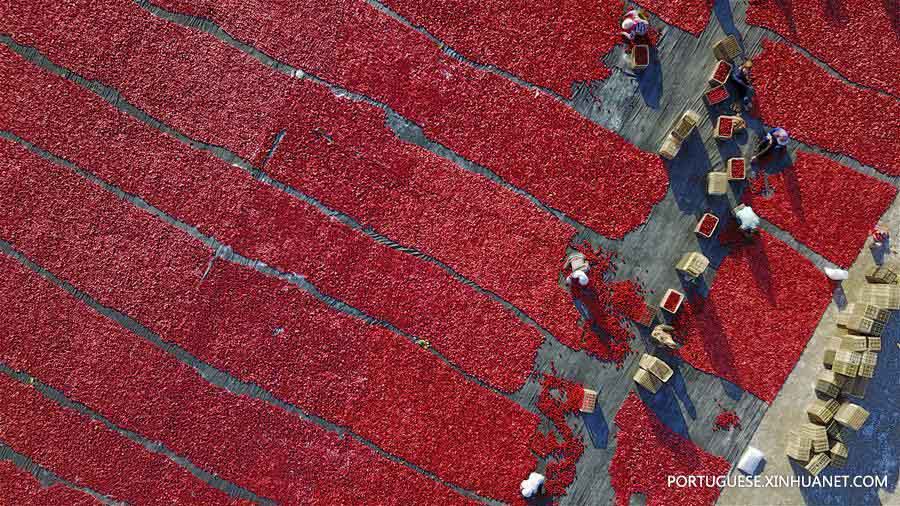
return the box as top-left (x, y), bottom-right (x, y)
top-left (823, 336), bottom-right (843, 368)
top-left (858, 351), bottom-right (878, 378)
top-left (832, 350), bottom-right (861, 377)
top-left (671, 110), bottom-right (700, 140)
top-left (830, 442), bottom-right (848, 467)
top-left (785, 430), bottom-right (812, 462)
top-left (675, 252), bottom-right (709, 279)
top-left (658, 133), bottom-right (681, 160)
top-left (841, 376), bottom-right (869, 399)
top-left (835, 403), bottom-right (870, 430)
top-left (704, 85), bottom-right (729, 106)
top-left (727, 158), bottom-right (746, 180)
top-left (842, 316), bottom-right (885, 336)
top-left (838, 334), bottom-right (868, 352)
top-left (839, 303), bottom-right (890, 323)
top-left (804, 453), bottom-right (831, 476)
top-left (630, 44), bottom-right (650, 70)
top-left (633, 368), bottom-right (662, 393)
top-left (815, 369), bottom-right (846, 398)
top-left (867, 336), bottom-right (882, 352)
top-left (825, 420), bottom-right (843, 440)
top-left (707, 172), bottom-right (728, 195)
top-left (799, 423), bottom-right (829, 453)
top-left (857, 285), bottom-right (900, 309)
top-left (660, 289), bottom-right (685, 314)
top-left (695, 213), bottom-right (720, 239)
top-left (865, 264), bottom-right (899, 284)
top-left (714, 115), bottom-right (744, 140)
top-left (709, 60), bottom-right (732, 86)
top-left (713, 35), bottom-right (741, 60)
top-left (580, 388), bottom-right (598, 413)
top-left (639, 354), bottom-right (674, 382)
top-left (806, 398), bottom-right (840, 424)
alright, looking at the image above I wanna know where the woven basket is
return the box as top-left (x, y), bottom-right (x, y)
top-left (671, 110), bottom-right (700, 140)
top-left (832, 350), bottom-right (861, 377)
top-left (639, 354), bottom-right (674, 382)
top-left (865, 264), bottom-right (899, 284)
top-left (841, 377), bottom-right (869, 399)
top-left (830, 442), bottom-right (848, 467)
top-left (707, 172), bottom-right (728, 195)
top-left (785, 430), bottom-right (812, 462)
top-left (815, 369), bottom-right (845, 398)
top-left (806, 398), bottom-right (840, 425)
top-left (660, 288), bottom-right (685, 314)
top-left (694, 213), bottom-right (719, 238)
top-left (675, 252), bottom-right (709, 278)
top-left (709, 60), bottom-right (732, 86)
top-left (580, 388), bottom-right (598, 413)
top-left (658, 133), bottom-right (681, 160)
top-left (713, 35), bottom-right (741, 60)
top-left (835, 403), bottom-right (870, 430)
top-left (804, 453), bottom-right (831, 476)
top-left (858, 351), bottom-right (878, 378)
top-left (633, 368), bottom-right (662, 393)
top-left (630, 44), bottom-right (650, 70)
top-left (727, 158), bottom-right (746, 180)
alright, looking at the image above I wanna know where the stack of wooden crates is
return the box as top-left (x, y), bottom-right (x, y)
top-left (786, 264), bottom-right (898, 474)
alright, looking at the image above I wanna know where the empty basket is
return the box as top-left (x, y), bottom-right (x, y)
top-left (633, 368), bottom-right (663, 393)
top-left (865, 264), bottom-right (899, 284)
top-left (823, 336), bottom-right (844, 368)
top-left (830, 442), bottom-right (849, 467)
top-left (832, 350), bottom-right (862, 377)
top-left (815, 369), bottom-right (846, 398)
top-left (675, 252), bottom-right (710, 279)
top-left (785, 430), bottom-right (813, 462)
top-left (804, 453), bottom-right (831, 476)
top-left (834, 403), bottom-right (870, 430)
top-left (639, 354), bottom-right (674, 382)
top-left (671, 110), bottom-right (700, 140)
top-left (713, 35), bottom-right (741, 60)
top-left (658, 133), bottom-right (681, 160)
top-left (858, 351), bottom-right (878, 378)
top-left (799, 423), bottom-right (829, 453)
top-left (841, 377), bottom-right (869, 399)
top-left (857, 285), bottom-right (900, 309)
top-left (707, 172), bottom-right (728, 195)
top-left (806, 398), bottom-right (840, 425)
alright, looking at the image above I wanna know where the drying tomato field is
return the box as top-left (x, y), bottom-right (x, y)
top-left (0, 1), bottom-right (898, 505)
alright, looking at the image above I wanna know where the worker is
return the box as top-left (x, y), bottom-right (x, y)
top-left (731, 60), bottom-right (754, 109)
top-left (563, 251), bottom-right (590, 287)
top-left (567, 270), bottom-right (590, 287)
top-left (620, 9), bottom-right (650, 42)
top-left (872, 226), bottom-right (890, 247)
top-left (751, 127), bottom-right (789, 163)
top-left (520, 472), bottom-right (545, 498)
top-left (734, 204), bottom-right (760, 237)
top-left (651, 324), bottom-right (679, 349)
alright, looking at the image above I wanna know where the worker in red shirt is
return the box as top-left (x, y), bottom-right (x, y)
top-left (620, 9), bottom-right (650, 43)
